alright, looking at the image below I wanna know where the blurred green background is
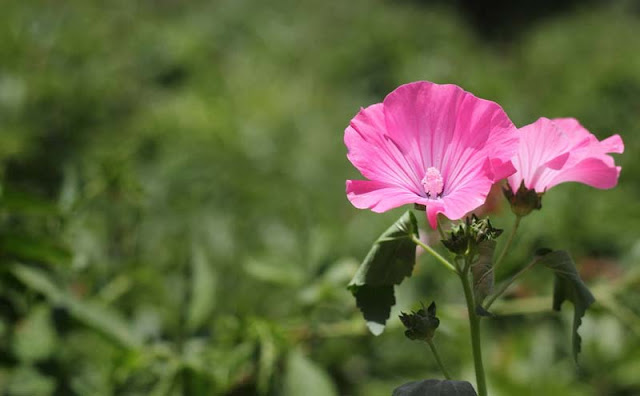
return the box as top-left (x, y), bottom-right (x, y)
top-left (1, 0), bottom-right (639, 395)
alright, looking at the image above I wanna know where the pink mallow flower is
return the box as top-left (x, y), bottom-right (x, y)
top-left (345, 81), bottom-right (520, 228)
top-left (507, 117), bottom-right (624, 194)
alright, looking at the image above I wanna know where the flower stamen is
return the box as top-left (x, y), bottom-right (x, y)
top-left (422, 167), bottom-right (444, 198)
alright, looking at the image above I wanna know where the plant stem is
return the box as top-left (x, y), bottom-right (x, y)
top-left (436, 216), bottom-right (447, 241)
top-left (426, 340), bottom-right (452, 379)
top-left (459, 271), bottom-right (487, 396)
top-left (493, 215), bottom-right (521, 272)
top-left (411, 234), bottom-right (458, 273)
top-left (484, 257), bottom-right (538, 310)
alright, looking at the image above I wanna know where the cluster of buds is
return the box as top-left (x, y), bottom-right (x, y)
top-left (441, 215), bottom-right (503, 258)
top-left (399, 301), bottom-right (440, 342)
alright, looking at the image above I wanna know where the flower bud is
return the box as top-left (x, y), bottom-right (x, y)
top-left (503, 181), bottom-right (543, 217)
top-left (441, 215), bottom-right (502, 258)
top-left (399, 301), bottom-right (440, 342)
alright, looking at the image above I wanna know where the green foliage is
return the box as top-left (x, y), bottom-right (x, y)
top-left (348, 211), bottom-right (419, 335)
top-left (538, 250), bottom-right (596, 362)
top-left (11, 264), bottom-right (142, 350)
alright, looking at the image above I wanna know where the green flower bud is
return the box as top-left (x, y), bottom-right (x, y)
top-left (503, 181), bottom-right (543, 217)
top-left (441, 215), bottom-right (502, 258)
top-left (399, 301), bottom-right (440, 342)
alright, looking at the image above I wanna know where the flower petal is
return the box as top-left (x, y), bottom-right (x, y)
top-left (382, 81), bottom-right (519, 183)
top-left (346, 180), bottom-right (419, 213)
top-left (441, 161), bottom-right (494, 221)
top-left (509, 117), bottom-right (624, 193)
top-left (546, 158), bottom-right (621, 190)
top-left (508, 117), bottom-right (571, 192)
top-left (425, 200), bottom-right (445, 230)
top-left (600, 134), bottom-right (624, 154)
top-left (345, 103), bottom-right (422, 193)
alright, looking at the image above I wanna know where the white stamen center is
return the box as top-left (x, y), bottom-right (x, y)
top-left (421, 167), bottom-right (444, 197)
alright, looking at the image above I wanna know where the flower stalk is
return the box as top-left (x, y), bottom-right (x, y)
top-left (411, 234), bottom-right (458, 273)
top-left (493, 215), bottom-right (521, 272)
top-left (411, 224), bottom-right (489, 395)
top-left (484, 255), bottom-right (538, 310)
top-left (459, 269), bottom-right (487, 396)
top-left (426, 339), bottom-right (452, 380)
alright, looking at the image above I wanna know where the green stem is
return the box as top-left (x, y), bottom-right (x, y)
top-left (484, 257), bottom-right (538, 310)
top-left (493, 215), bottom-right (521, 272)
top-left (411, 234), bottom-right (458, 273)
top-left (436, 216), bottom-right (447, 241)
top-left (426, 340), bottom-right (452, 379)
top-left (459, 271), bottom-right (487, 396)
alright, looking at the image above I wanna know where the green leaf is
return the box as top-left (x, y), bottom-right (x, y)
top-left (471, 240), bottom-right (495, 312)
top-left (352, 285), bottom-right (395, 336)
top-left (243, 257), bottom-right (305, 286)
top-left (0, 234), bottom-right (71, 267)
top-left (251, 319), bottom-right (279, 395)
top-left (66, 298), bottom-right (142, 350)
top-left (187, 245), bottom-right (217, 330)
top-left (148, 364), bottom-right (179, 396)
top-left (348, 211), bottom-right (419, 335)
top-left (13, 305), bottom-right (57, 362)
top-left (283, 348), bottom-right (338, 396)
top-left (6, 365), bottom-right (56, 396)
top-left (11, 264), bottom-right (65, 302)
top-left (393, 379), bottom-right (477, 396)
top-left (11, 264), bottom-right (141, 350)
top-left (538, 250), bottom-right (595, 362)
top-left (0, 188), bottom-right (59, 216)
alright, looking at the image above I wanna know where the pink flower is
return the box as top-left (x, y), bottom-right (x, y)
top-left (345, 81), bottom-right (520, 228)
top-left (507, 117), bottom-right (624, 194)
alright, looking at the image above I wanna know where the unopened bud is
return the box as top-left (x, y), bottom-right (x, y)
top-left (441, 215), bottom-right (502, 258)
top-left (399, 301), bottom-right (440, 342)
top-left (503, 181), bottom-right (542, 217)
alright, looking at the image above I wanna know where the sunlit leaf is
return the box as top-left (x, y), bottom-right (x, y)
top-left (243, 257), bottom-right (304, 286)
top-left (11, 264), bottom-right (64, 302)
top-left (187, 245), bottom-right (217, 330)
top-left (13, 305), bottom-right (57, 362)
top-left (67, 299), bottom-right (142, 350)
top-left (283, 348), bottom-right (338, 396)
top-left (348, 211), bottom-right (419, 335)
top-left (148, 362), bottom-right (179, 396)
top-left (252, 319), bottom-right (279, 395)
top-left (6, 365), bottom-right (56, 396)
